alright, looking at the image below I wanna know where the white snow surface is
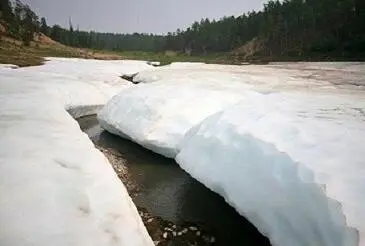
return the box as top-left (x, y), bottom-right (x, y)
top-left (0, 58), bottom-right (154, 246)
top-left (99, 62), bottom-right (365, 246)
top-left (146, 61), bottom-right (161, 66)
top-left (98, 78), bottom-right (250, 158)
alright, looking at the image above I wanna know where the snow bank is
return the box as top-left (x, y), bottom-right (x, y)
top-left (98, 75), bottom-right (251, 158)
top-left (99, 62), bottom-right (365, 246)
top-left (0, 58), bottom-right (154, 246)
top-left (177, 91), bottom-right (365, 246)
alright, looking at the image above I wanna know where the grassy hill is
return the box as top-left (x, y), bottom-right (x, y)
top-left (0, 21), bottom-right (122, 67)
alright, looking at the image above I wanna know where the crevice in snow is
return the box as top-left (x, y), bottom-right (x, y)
top-left (120, 73), bottom-right (139, 84)
top-left (66, 104), bottom-right (105, 119)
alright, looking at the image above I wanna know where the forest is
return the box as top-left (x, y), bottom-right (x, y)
top-left (1, 0), bottom-right (365, 60)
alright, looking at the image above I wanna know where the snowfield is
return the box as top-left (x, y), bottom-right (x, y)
top-left (0, 58), bottom-right (154, 246)
top-left (99, 62), bottom-right (365, 246)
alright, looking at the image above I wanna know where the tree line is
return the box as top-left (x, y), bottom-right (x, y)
top-left (44, 23), bottom-right (166, 52)
top-left (0, 0), bottom-right (166, 51)
top-left (1, 0), bottom-right (365, 59)
top-left (166, 0), bottom-right (365, 58)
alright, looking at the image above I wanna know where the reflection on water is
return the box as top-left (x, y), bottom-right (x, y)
top-left (77, 115), bottom-right (271, 246)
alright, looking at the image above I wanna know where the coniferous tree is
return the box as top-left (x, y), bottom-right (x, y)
top-left (40, 17), bottom-right (48, 35)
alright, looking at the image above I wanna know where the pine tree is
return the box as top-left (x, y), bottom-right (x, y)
top-left (22, 4), bottom-right (38, 46)
top-left (40, 17), bottom-right (48, 35)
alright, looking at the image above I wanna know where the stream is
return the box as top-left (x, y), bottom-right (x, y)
top-left (77, 115), bottom-right (271, 246)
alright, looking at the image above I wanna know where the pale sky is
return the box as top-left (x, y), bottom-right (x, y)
top-left (22, 0), bottom-right (266, 34)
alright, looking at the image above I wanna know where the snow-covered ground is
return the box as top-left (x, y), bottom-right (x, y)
top-left (0, 58), bottom-right (154, 246)
top-left (99, 62), bottom-right (365, 246)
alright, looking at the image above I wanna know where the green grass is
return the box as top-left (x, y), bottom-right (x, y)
top-left (0, 41), bottom-right (44, 67)
top-left (0, 40), bottom-right (89, 67)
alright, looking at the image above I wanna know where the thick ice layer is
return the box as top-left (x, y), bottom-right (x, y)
top-left (0, 58), bottom-right (154, 246)
top-left (177, 91), bottom-right (365, 246)
top-left (99, 62), bottom-right (365, 246)
top-left (98, 78), bottom-right (250, 158)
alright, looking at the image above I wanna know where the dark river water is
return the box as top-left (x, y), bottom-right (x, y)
top-left (77, 115), bottom-right (271, 246)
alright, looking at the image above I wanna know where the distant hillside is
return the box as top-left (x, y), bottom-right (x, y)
top-left (0, 0), bottom-right (124, 66)
top-left (1, 0), bottom-right (364, 62)
top-left (0, 20), bottom-right (121, 67)
top-left (230, 38), bottom-right (266, 61)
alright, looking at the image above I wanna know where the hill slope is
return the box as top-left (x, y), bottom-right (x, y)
top-left (0, 21), bottom-right (121, 67)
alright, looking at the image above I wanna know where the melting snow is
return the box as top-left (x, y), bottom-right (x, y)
top-left (0, 58), bottom-right (154, 246)
top-left (99, 62), bottom-right (365, 246)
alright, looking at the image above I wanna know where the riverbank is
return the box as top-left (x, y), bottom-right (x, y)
top-left (96, 144), bottom-right (219, 246)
